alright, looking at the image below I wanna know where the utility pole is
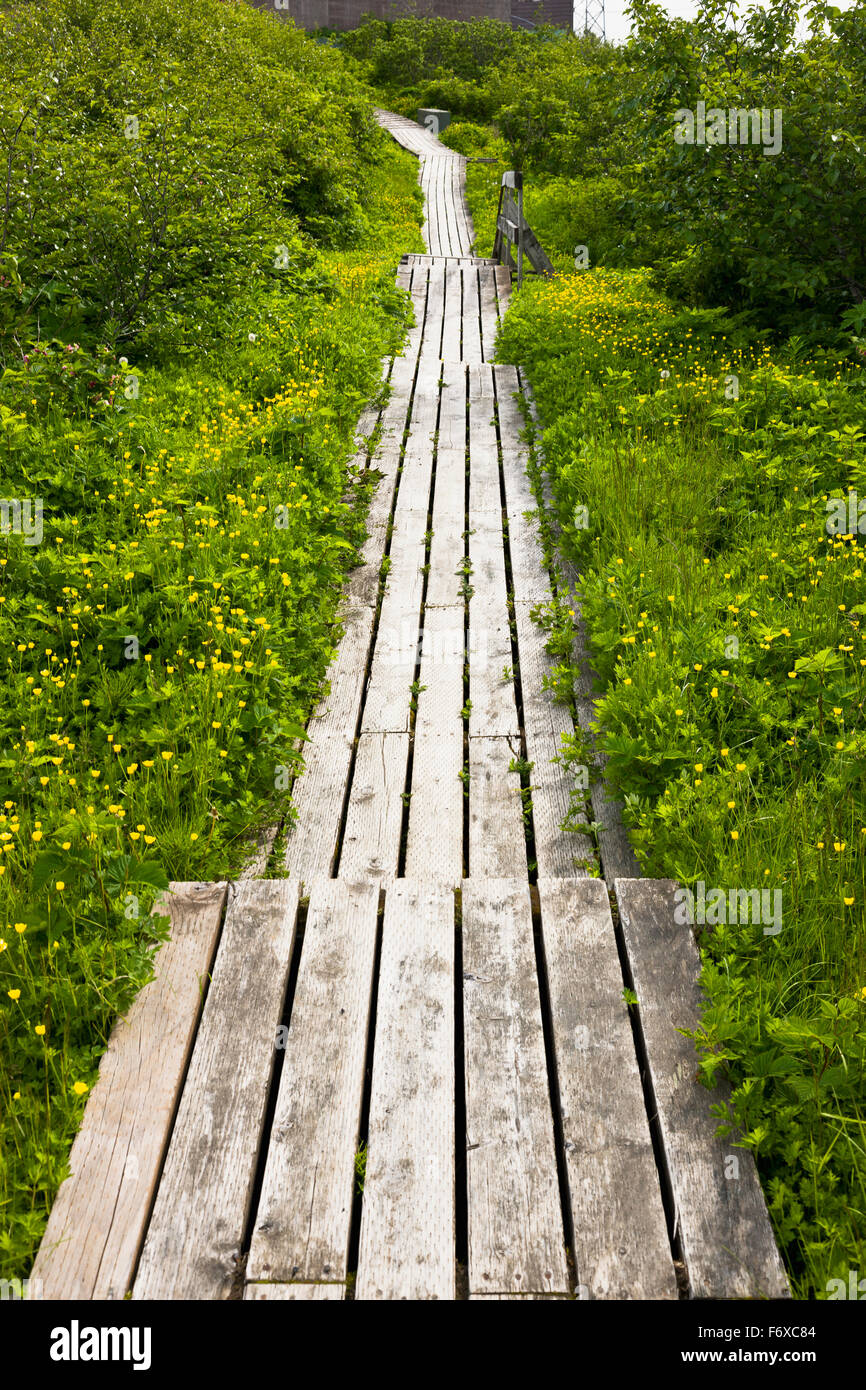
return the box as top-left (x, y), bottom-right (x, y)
top-left (583, 0), bottom-right (605, 39)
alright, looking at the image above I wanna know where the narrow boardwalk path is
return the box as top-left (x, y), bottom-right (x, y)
top-left (32, 113), bottom-right (789, 1303)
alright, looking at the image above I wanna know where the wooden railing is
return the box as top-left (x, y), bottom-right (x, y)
top-left (492, 171), bottom-right (554, 287)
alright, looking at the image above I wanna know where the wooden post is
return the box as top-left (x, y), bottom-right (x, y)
top-left (516, 172), bottom-right (524, 290)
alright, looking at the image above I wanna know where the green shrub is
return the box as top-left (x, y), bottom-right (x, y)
top-left (498, 266), bottom-right (866, 1295)
top-left (0, 0), bottom-right (423, 1280)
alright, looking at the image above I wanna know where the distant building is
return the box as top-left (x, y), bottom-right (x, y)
top-left (249, 1), bottom-right (572, 32)
top-left (510, 0), bottom-right (573, 29)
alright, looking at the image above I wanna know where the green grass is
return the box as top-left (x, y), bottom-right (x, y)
top-left (497, 266), bottom-right (866, 1297)
top-left (0, 0), bottom-right (423, 1280)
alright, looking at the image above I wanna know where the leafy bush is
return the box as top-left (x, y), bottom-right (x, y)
top-left (498, 266), bottom-right (866, 1295)
top-left (354, 5), bottom-right (866, 337)
top-left (0, 0), bottom-right (423, 1279)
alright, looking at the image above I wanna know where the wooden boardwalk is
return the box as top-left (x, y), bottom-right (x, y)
top-left (31, 113), bottom-right (789, 1303)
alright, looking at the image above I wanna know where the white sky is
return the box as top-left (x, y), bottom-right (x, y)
top-left (587, 0), bottom-right (857, 46)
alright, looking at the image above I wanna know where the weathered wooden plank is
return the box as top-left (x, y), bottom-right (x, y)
top-left (494, 264), bottom-right (512, 312)
top-left (478, 267), bottom-right (499, 362)
top-left (244, 1282), bottom-right (345, 1301)
top-left (538, 878), bottom-right (677, 1299)
top-left (512, 603), bottom-right (565, 747)
top-left (571, 611), bottom-right (643, 885)
top-left (356, 882), bottom-right (455, 1300)
top-left (240, 823), bottom-right (279, 879)
top-left (284, 602), bottom-right (376, 879)
top-left (30, 882), bottom-right (227, 1300)
top-left (455, 163), bottom-right (474, 256)
top-left (362, 549), bottom-right (427, 736)
top-left (419, 263), bottom-right (445, 357)
top-left (530, 761), bottom-right (593, 879)
top-left (510, 602), bottom-right (594, 877)
top-left (461, 267), bottom-right (483, 364)
top-left (247, 879), bottom-right (379, 1284)
top-left (308, 598), bottom-right (376, 738)
top-left (413, 604), bottom-right (465, 731)
top-left (468, 736), bottom-right (526, 878)
top-left (133, 880), bottom-right (300, 1301)
top-left (283, 731), bottom-right (353, 881)
top-left (441, 261), bottom-right (462, 361)
top-left (338, 731), bottom-right (409, 882)
top-left (403, 254), bottom-right (494, 267)
top-left (462, 879), bottom-right (569, 1295)
top-left (405, 729), bottom-right (464, 884)
top-left (437, 364), bottom-right (466, 450)
top-left (466, 370), bottom-right (518, 738)
top-left (470, 1293), bottom-right (572, 1300)
top-left (614, 877), bottom-right (790, 1300)
top-left (425, 509), bottom-right (465, 610)
top-left (467, 521), bottom-right (518, 739)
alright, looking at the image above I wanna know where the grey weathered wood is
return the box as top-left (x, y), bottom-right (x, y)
top-left (413, 604), bottom-right (465, 735)
top-left (283, 731), bottom-right (354, 882)
top-left (403, 254), bottom-right (494, 267)
top-left (572, 611), bottom-right (643, 884)
top-left (478, 266), bottom-right (500, 361)
top-left (461, 266), bottom-right (482, 363)
top-left (426, 481), bottom-right (465, 610)
top-left (468, 736), bottom-right (526, 878)
top-left (405, 729), bottom-right (464, 884)
top-left (240, 822), bottom-right (279, 879)
top-left (441, 261), bottom-right (462, 361)
top-left (614, 877), bottom-right (790, 1300)
top-left (493, 178), bottom-right (554, 279)
top-left (244, 1282), bottom-right (345, 1301)
top-left (511, 602), bottom-right (594, 877)
top-left (470, 1293), bottom-right (572, 1300)
top-left (538, 878), bottom-right (677, 1299)
top-left (283, 242), bottom-right (428, 876)
top-left (462, 879), bottom-right (569, 1295)
top-left (467, 369), bottom-right (519, 739)
top-left (284, 601), bottom-right (377, 879)
top-left (247, 879), bottom-right (379, 1284)
top-left (356, 882), bottom-right (455, 1300)
top-left (133, 880), bottom-right (300, 1301)
top-left (30, 883), bottom-right (227, 1300)
top-left (494, 263), bottom-right (512, 312)
top-left (362, 546), bottom-right (427, 736)
top-left (338, 731), bottom-right (408, 882)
